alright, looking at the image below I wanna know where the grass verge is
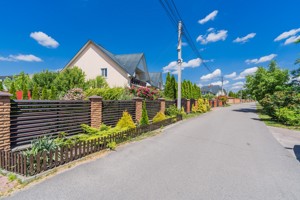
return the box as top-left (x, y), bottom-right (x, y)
top-left (256, 103), bottom-right (300, 131)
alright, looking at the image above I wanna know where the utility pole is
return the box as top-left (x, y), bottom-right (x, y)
top-left (177, 21), bottom-right (182, 109)
top-left (221, 76), bottom-right (224, 96)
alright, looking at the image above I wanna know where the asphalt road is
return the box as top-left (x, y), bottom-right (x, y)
top-left (5, 103), bottom-right (300, 200)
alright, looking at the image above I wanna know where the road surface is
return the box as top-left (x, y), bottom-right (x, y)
top-left (5, 103), bottom-right (300, 200)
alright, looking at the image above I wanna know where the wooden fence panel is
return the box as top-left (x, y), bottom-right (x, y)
top-left (102, 100), bottom-right (136, 126)
top-left (145, 100), bottom-right (160, 119)
top-left (10, 100), bottom-right (91, 148)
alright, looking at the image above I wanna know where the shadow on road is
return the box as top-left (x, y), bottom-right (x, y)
top-left (232, 107), bottom-right (257, 113)
top-left (293, 145), bottom-right (300, 162)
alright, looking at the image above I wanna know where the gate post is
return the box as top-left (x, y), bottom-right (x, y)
top-left (0, 92), bottom-right (12, 151)
top-left (89, 96), bottom-right (102, 129)
top-left (158, 98), bottom-right (165, 114)
top-left (134, 97), bottom-right (143, 122)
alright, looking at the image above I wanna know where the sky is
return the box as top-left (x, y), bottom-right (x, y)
top-left (0, 0), bottom-right (299, 92)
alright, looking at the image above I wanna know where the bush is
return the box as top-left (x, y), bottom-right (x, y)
top-left (275, 107), bottom-right (300, 126)
top-left (63, 88), bottom-right (85, 100)
top-left (140, 101), bottom-right (149, 125)
top-left (85, 87), bottom-right (132, 100)
top-left (165, 105), bottom-right (180, 116)
top-left (153, 111), bottom-right (166, 123)
top-left (23, 136), bottom-right (58, 157)
top-left (218, 96), bottom-right (227, 106)
top-left (129, 86), bottom-right (160, 100)
top-left (197, 98), bottom-right (207, 113)
top-left (116, 111), bottom-right (136, 129)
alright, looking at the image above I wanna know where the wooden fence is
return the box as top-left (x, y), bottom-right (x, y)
top-left (102, 100), bottom-right (136, 126)
top-left (0, 115), bottom-right (182, 176)
top-left (145, 100), bottom-right (161, 119)
top-left (10, 100), bottom-right (91, 148)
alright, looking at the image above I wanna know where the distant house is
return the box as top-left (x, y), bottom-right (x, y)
top-left (201, 85), bottom-right (227, 96)
top-left (63, 40), bottom-right (163, 89)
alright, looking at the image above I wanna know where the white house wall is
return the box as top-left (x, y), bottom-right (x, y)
top-left (67, 43), bottom-right (129, 88)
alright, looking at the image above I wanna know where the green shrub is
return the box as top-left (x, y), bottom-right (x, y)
top-left (140, 101), bottom-right (149, 125)
top-left (81, 124), bottom-right (99, 135)
top-left (85, 87), bottom-right (132, 100)
top-left (63, 88), bottom-right (85, 100)
top-left (275, 107), bottom-right (300, 126)
top-left (116, 111), bottom-right (136, 129)
top-left (8, 173), bottom-right (17, 182)
top-left (32, 84), bottom-right (39, 100)
top-left (23, 136), bottom-right (58, 157)
top-left (107, 141), bottom-right (117, 150)
top-left (153, 111), bottom-right (166, 123)
top-left (0, 81), bottom-right (3, 91)
top-left (9, 82), bottom-right (17, 99)
top-left (165, 105), bottom-right (180, 116)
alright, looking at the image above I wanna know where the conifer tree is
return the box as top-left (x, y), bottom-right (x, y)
top-left (164, 72), bottom-right (171, 99)
top-left (170, 75), bottom-right (177, 99)
top-left (32, 84), bottom-right (39, 100)
top-left (140, 101), bottom-right (149, 125)
top-left (41, 87), bottom-right (48, 100)
top-left (50, 85), bottom-right (57, 100)
top-left (0, 81), bottom-right (3, 91)
top-left (9, 82), bottom-right (17, 99)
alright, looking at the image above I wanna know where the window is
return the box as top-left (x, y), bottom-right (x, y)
top-left (101, 68), bottom-right (107, 77)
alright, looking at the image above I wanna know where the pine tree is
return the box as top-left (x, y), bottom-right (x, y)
top-left (22, 83), bottom-right (28, 100)
top-left (10, 82), bottom-right (17, 99)
top-left (32, 84), bottom-right (39, 100)
top-left (170, 75), bottom-right (177, 99)
top-left (0, 81), bottom-right (3, 91)
top-left (140, 101), bottom-right (149, 125)
top-left (164, 72), bottom-right (171, 99)
top-left (41, 87), bottom-right (48, 100)
top-left (50, 85), bottom-right (57, 100)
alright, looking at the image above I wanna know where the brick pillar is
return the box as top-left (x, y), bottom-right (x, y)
top-left (186, 99), bottom-right (190, 113)
top-left (89, 95), bottom-right (102, 129)
top-left (219, 100), bottom-right (223, 107)
top-left (209, 100), bottom-right (212, 107)
top-left (213, 100), bottom-right (217, 107)
top-left (134, 97), bottom-right (143, 122)
top-left (0, 92), bottom-right (12, 151)
top-left (158, 98), bottom-right (165, 113)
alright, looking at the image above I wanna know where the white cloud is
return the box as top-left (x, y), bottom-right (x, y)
top-left (0, 56), bottom-right (14, 61)
top-left (182, 42), bottom-right (188, 46)
top-left (203, 59), bottom-right (214, 63)
top-left (0, 54), bottom-right (42, 62)
top-left (232, 81), bottom-right (244, 86)
top-left (198, 10), bottom-right (218, 24)
top-left (245, 54), bottom-right (277, 64)
top-left (30, 31), bottom-right (59, 48)
top-left (210, 80), bottom-right (229, 86)
top-left (224, 72), bottom-right (236, 79)
top-left (231, 85), bottom-right (243, 90)
top-left (200, 69), bottom-right (221, 81)
top-left (197, 30), bottom-right (228, 45)
top-left (207, 28), bottom-right (215, 32)
top-left (163, 58), bottom-right (202, 73)
top-left (234, 67), bottom-right (258, 80)
top-left (274, 28), bottom-right (300, 41)
top-left (233, 33), bottom-right (256, 43)
top-left (284, 35), bottom-right (300, 45)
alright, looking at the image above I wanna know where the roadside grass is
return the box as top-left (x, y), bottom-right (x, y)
top-left (183, 112), bottom-right (203, 120)
top-left (256, 103), bottom-right (300, 131)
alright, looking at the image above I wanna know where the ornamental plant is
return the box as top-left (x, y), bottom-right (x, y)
top-left (153, 111), bottom-right (166, 123)
top-left (129, 86), bottom-right (160, 100)
top-left (116, 111), bottom-right (136, 129)
top-left (140, 101), bottom-right (149, 125)
top-left (63, 88), bottom-right (85, 100)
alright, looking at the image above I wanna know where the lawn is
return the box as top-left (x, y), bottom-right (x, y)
top-left (256, 103), bottom-right (300, 131)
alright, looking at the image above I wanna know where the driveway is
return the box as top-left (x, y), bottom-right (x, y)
top-left (5, 103), bottom-right (300, 200)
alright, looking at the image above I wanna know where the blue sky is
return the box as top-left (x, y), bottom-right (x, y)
top-left (0, 0), bottom-right (299, 91)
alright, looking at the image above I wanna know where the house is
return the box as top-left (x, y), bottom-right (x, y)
top-left (201, 85), bottom-right (227, 96)
top-left (63, 40), bottom-right (163, 89)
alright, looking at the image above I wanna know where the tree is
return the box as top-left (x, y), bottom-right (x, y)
top-left (32, 84), bottom-right (39, 100)
top-left (164, 73), bottom-right (172, 99)
top-left (32, 70), bottom-right (58, 89)
top-left (41, 87), bottom-right (48, 100)
top-left (22, 82), bottom-right (28, 100)
top-left (85, 76), bottom-right (108, 89)
top-left (50, 85), bottom-right (57, 100)
top-left (0, 81), bottom-right (3, 91)
top-left (245, 61), bottom-right (289, 102)
top-left (54, 67), bottom-right (86, 95)
top-left (170, 75), bottom-right (177, 99)
top-left (140, 101), bottom-right (149, 125)
top-left (9, 82), bottom-right (17, 99)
